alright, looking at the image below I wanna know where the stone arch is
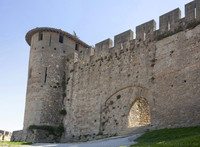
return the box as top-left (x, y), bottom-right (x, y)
top-left (100, 86), bottom-right (154, 135)
top-left (128, 96), bottom-right (150, 128)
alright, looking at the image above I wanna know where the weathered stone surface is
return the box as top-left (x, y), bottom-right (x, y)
top-left (12, 0), bottom-right (200, 143)
top-left (0, 130), bottom-right (12, 141)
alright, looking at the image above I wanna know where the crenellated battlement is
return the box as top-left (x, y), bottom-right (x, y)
top-left (159, 8), bottom-right (181, 33)
top-left (136, 19), bottom-right (156, 41)
top-left (114, 30), bottom-right (133, 48)
top-left (70, 0), bottom-right (200, 64)
top-left (95, 38), bottom-right (113, 56)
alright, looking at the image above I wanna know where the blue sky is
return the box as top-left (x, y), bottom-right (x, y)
top-left (0, 0), bottom-right (191, 132)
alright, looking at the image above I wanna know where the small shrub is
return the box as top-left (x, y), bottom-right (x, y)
top-left (97, 132), bottom-right (103, 136)
top-left (151, 77), bottom-right (155, 81)
top-left (156, 32), bottom-right (171, 41)
top-left (70, 69), bottom-right (74, 73)
top-left (84, 134), bottom-right (89, 138)
top-left (66, 58), bottom-right (70, 62)
top-left (156, 25), bottom-right (183, 41)
top-left (57, 125), bottom-right (64, 134)
top-left (151, 58), bottom-right (157, 62)
top-left (29, 125), bottom-right (55, 135)
top-left (53, 86), bottom-right (57, 88)
top-left (62, 93), bottom-right (66, 98)
top-left (137, 101), bottom-right (141, 107)
top-left (174, 26), bottom-right (183, 33)
top-left (109, 100), bottom-right (114, 105)
top-left (66, 77), bottom-right (70, 84)
top-left (59, 109), bottom-right (67, 115)
top-left (79, 135), bottom-right (82, 139)
top-left (186, 21), bottom-right (200, 29)
top-left (116, 95), bottom-right (121, 99)
top-left (62, 72), bottom-right (66, 91)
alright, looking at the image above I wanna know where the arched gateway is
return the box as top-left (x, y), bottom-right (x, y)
top-left (100, 86), bottom-right (154, 136)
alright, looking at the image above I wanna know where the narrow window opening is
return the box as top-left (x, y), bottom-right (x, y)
top-left (195, 7), bottom-right (197, 19)
top-left (44, 67), bottom-right (47, 83)
top-left (168, 22), bottom-right (171, 31)
top-left (120, 43), bottom-right (123, 50)
top-left (144, 32), bottom-right (146, 41)
top-left (38, 32), bottom-right (43, 41)
top-left (28, 68), bottom-right (32, 79)
top-left (75, 43), bottom-right (79, 51)
top-left (59, 34), bottom-right (63, 43)
top-left (49, 35), bottom-right (51, 46)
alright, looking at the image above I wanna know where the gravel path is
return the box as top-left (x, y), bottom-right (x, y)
top-left (26, 134), bottom-right (141, 147)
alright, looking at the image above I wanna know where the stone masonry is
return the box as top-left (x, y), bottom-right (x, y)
top-left (12, 0), bottom-right (200, 143)
top-left (0, 130), bottom-right (12, 141)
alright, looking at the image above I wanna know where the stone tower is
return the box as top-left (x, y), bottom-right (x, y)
top-left (23, 27), bottom-right (90, 132)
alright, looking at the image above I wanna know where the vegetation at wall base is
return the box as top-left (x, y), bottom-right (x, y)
top-left (130, 126), bottom-right (200, 147)
top-left (29, 125), bottom-right (55, 135)
top-left (28, 124), bottom-right (65, 138)
top-left (0, 141), bottom-right (32, 146)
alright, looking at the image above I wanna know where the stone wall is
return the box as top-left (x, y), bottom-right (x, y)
top-left (61, 23), bottom-right (200, 142)
top-left (12, 0), bottom-right (200, 143)
top-left (0, 130), bottom-right (12, 141)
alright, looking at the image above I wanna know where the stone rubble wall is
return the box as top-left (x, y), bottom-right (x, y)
top-left (0, 130), bottom-right (12, 141)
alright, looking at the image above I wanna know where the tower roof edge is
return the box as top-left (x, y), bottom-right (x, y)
top-left (25, 27), bottom-right (90, 48)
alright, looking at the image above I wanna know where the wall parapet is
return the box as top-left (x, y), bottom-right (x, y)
top-left (69, 0), bottom-right (200, 64)
top-left (95, 39), bottom-right (113, 56)
top-left (136, 20), bottom-right (156, 41)
top-left (159, 8), bottom-right (181, 33)
top-left (114, 30), bottom-right (133, 47)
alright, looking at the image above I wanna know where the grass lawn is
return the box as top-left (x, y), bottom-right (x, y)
top-left (130, 126), bottom-right (200, 147)
top-left (0, 141), bottom-right (32, 146)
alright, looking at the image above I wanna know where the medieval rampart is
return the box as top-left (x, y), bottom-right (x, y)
top-left (12, 0), bottom-right (200, 143)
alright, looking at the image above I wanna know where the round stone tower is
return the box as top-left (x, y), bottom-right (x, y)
top-left (23, 27), bottom-right (90, 130)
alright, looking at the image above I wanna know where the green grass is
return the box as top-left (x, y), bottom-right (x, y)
top-left (130, 126), bottom-right (200, 147)
top-left (0, 141), bottom-right (32, 146)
